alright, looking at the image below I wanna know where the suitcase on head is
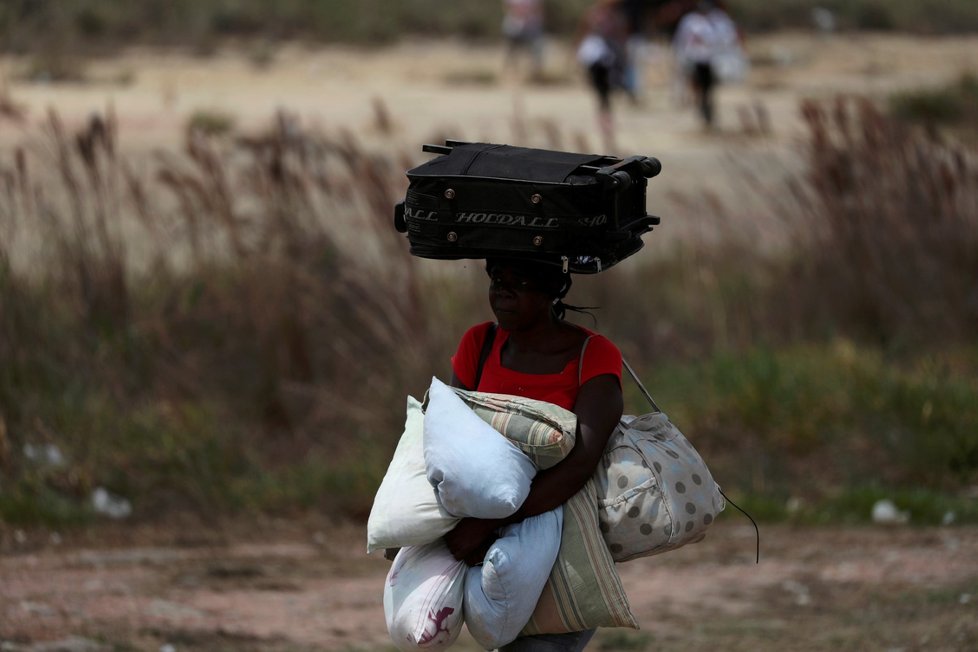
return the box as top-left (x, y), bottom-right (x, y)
top-left (393, 141), bottom-right (662, 274)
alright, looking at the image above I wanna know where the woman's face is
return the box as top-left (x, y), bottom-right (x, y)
top-left (487, 265), bottom-right (555, 331)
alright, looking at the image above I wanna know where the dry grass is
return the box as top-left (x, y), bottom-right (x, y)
top-left (597, 95), bottom-right (978, 355)
top-left (0, 106), bottom-right (457, 523)
top-left (1, 93), bottom-right (976, 526)
top-left (781, 96), bottom-right (978, 344)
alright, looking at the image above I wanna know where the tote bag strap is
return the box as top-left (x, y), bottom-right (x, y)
top-left (618, 354), bottom-right (759, 562)
top-left (621, 358), bottom-right (661, 413)
top-left (579, 336), bottom-right (662, 414)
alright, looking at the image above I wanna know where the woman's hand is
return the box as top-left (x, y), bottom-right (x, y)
top-left (445, 517), bottom-right (500, 566)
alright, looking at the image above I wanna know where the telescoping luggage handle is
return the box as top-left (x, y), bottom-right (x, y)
top-left (421, 140), bottom-right (662, 189)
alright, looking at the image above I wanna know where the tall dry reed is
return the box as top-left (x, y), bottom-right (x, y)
top-left (2, 95), bottom-right (975, 523)
top-left (0, 108), bottom-right (455, 519)
top-left (779, 96), bottom-right (978, 345)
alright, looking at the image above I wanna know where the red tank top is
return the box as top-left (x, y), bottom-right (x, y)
top-left (451, 321), bottom-right (622, 411)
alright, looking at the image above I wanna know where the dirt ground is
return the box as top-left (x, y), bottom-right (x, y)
top-left (2, 32), bottom-right (978, 651)
top-left (4, 32), bottom-right (975, 147)
top-left (1, 520), bottom-right (977, 651)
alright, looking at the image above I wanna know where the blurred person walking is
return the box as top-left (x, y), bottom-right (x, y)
top-left (672, 0), bottom-right (742, 128)
top-left (576, 0), bottom-right (631, 152)
top-left (619, 0), bottom-right (655, 103)
top-left (502, 0), bottom-right (547, 81)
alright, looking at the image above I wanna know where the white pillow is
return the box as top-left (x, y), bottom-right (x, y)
top-left (463, 507), bottom-right (563, 649)
top-left (424, 377), bottom-right (537, 519)
top-left (384, 541), bottom-right (466, 651)
top-left (366, 396), bottom-right (459, 553)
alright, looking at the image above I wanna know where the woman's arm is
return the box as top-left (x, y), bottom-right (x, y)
top-left (445, 374), bottom-right (623, 564)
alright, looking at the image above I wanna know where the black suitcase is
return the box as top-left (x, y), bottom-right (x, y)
top-left (393, 141), bottom-right (662, 274)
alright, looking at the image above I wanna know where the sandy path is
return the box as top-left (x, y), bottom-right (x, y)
top-left (2, 32), bottom-right (976, 247)
top-left (2, 522), bottom-right (976, 651)
top-left (4, 33), bottom-right (974, 145)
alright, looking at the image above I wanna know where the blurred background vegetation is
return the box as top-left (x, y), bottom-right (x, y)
top-left (3, 0), bottom-right (978, 56)
top-left (0, 1), bottom-right (977, 534)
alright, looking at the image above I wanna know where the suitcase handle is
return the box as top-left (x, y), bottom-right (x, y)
top-left (604, 216), bottom-right (659, 242)
top-left (588, 156), bottom-right (662, 190)
top-left (393, 201), bottom-right (407, 233)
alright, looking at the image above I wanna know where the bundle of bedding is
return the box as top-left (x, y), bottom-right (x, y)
top-left (369, 378), bottom-right (636, 650)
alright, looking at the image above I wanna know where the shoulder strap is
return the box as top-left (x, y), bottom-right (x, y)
top-left (578, 339), bottom-right (662, 414)
top-left (622, 358), bottom-right (661, 413)
top-left (620, 357), bottom-right (758, 561)
top-left (473, 323), bottom-right (497, 390)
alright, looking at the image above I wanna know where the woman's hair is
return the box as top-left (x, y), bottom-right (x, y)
top-left (485, 257), bottom-right (570, 298)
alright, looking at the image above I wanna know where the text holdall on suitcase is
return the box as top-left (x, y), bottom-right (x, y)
top-left (393, 141), bottom-right (662, 274)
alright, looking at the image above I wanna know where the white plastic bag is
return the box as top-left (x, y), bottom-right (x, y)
top-left (464, 507), bottom-right (563, 649)
top-left (384, 540), bottom-right (466, 651)
top-left (367, 396), bottom-right (459, 553)
top-left (424, 377), bottom-right (536, 519)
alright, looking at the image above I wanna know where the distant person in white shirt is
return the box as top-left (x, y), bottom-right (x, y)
top-left (502, 0), bottom-right (546, 80)
top-left (673, 0), bottom-right (742, 127)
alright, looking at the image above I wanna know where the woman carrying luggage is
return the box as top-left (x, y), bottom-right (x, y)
top-left (446, 256), bottom-right (624, 651)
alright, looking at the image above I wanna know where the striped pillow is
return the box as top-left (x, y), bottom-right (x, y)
top-left (454, 389), bottom-right (638, 634)
top-left (452, 389), bottom-right (576, 470)
top-left (521, 479), bottom-right (638, 635)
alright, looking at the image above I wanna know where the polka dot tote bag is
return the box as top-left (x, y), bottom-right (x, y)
top-left (595, 360), bottom-right (726, 562)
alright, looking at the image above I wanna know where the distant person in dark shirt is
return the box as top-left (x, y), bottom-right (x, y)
top-left (577, 0), bottom-right (631, 151)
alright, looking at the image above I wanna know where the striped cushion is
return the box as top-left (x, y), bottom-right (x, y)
top-left (452, 389), bottom-right (576, 470)
top-left (454, 389), bottom-right (638, 634)
top-left (521, 479), bottom-right (638, 635)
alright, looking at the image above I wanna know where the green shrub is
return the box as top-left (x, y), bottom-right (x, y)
top-left (635, 343), bottom-right (978, 520)
top-left (796, 485), bottom-right (978, 525)
top-left (3, 0), bottom-right (977, 58)
top-left (186, 109), bottom-right (236, 137)
top-left (890, 73), bottom-right (978, 126)
top-left (20, 52), bottom-right (87, 82)
top-left (727, 0), bottom-right (978, 33)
